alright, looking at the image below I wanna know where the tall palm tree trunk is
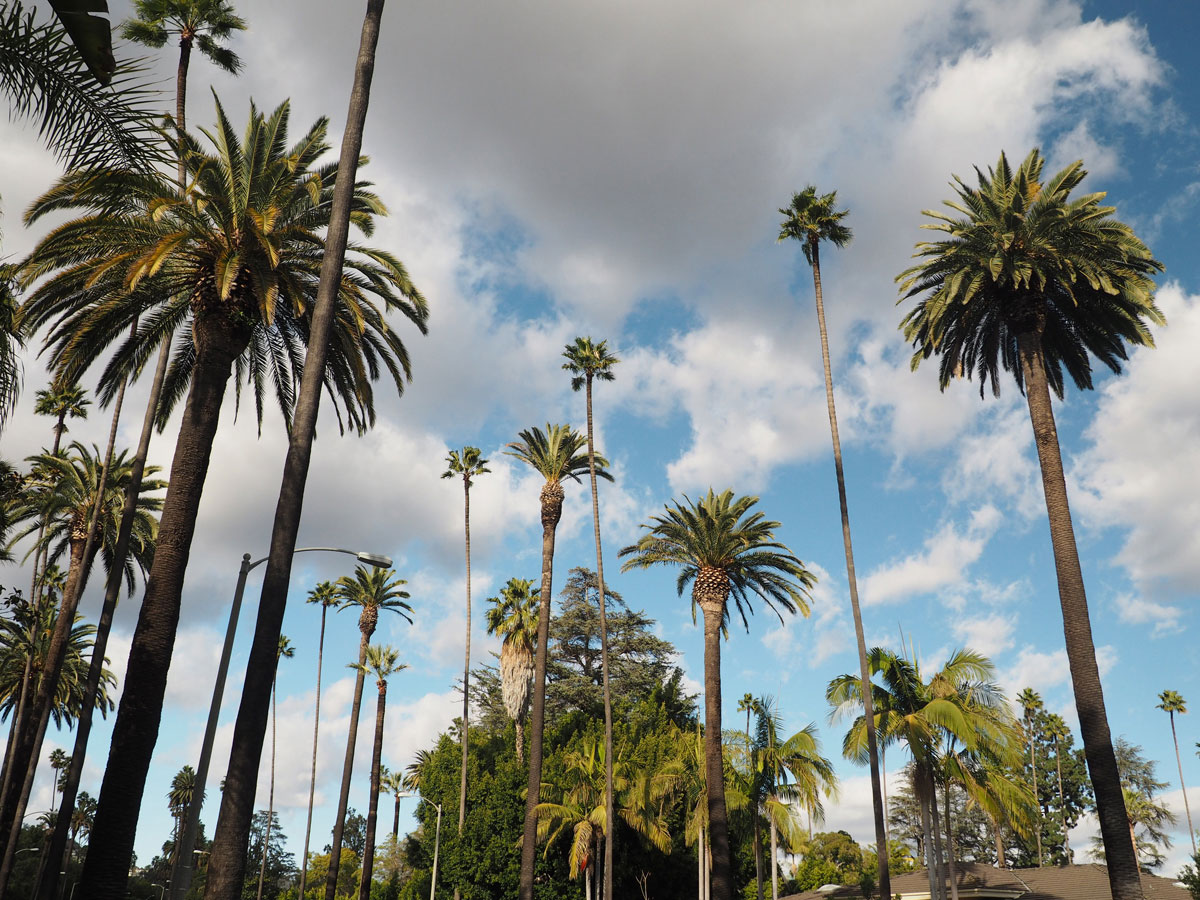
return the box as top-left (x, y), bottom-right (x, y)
top-left (1169, 712), bottom-right (1195, 857)
top-left (1055, 735), bottom-right (1070, 861)
top-left (990, 813), bottom-right (1006, 868)
top-left (359, 680), bottom-right (387, 900)
top-left (918, 773), bottom-right (939, 900)
top-left (944, 777), bottom-right (960, 900)
top-left (299, 605), bottom-right (330, 898)
top-left (455, 474), bottom-right (472, 900)
top-left (754, 815), bottom-right (764, 900)
top-left (769, 817), bottom-right (779, 900)
top-left (581, 372), bottom-right (617, 900)
top-left (255, 679), bottom-right (280, 900)
top-left (79, 323), bottom-right (250, 900)
top-left (1028, 715), bottom-right (1042, 865)
top-left (697, 827), bottom-right (705, 900)
top-left (699, 596), bottom-right (733, 900)
top-left (0, 388), bottom-right (121, 890)
top-left (201, 5), bottom-right (387, 898)
top-left (1016, 330), bottom-right (1141, 900)
top-left (324, 635), bottom-right (369, 900)
top-left (43, 340), bottom-right (172, 900)
top-left (392, 789), bottom-right (401, 838)
top-left (808, 235), bottom-right (891, 899)
top-left (519, 485), bottom-right (563, 900)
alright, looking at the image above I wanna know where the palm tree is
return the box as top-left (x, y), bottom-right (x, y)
top-left (441, 445), bottom-right (489, 890)
top-left (898, 149), bottom-right (1163, 900)
top-left (47, 749), bottom-right (68, 811)
top-left (1017, 688), bottom-right (1045, 865)
top-left (204, 8), bottom-right (401, 899)
top-left (1156, 690), bottom-right (1194, 857)
top-left (508, 423), bottom-right (611, 900)
top-left (323, 567), bottom-right (411, 900)
top-left (380, 769), bottom-right (406, 838)
top-left (255, 635), bottom-right (293, 900)
top-left (1044, 713), bottom-right (1072, 861)
top-left (0, 2), bottom-right (163, 172)
top-left (0, 275), bottom-right (19, 435)
top-left (562, 334), bottom-right (620, 900)
top-left (778, 185), bottom-right (890, 899)
top-left (167, 765), bottom-right (197, 872)
top-left (19, 98), bottom-right (425, 900)
top-left (620, 489), bottom-right (814, 900)
top-left (120, 0), bottom-right (245, 142)
top-left (353, 645), bottom-right (406, 900)
top-left (33, 384), bottom-right (90, 457)
top-left (484, 577), bottom-right (539, 762)
top-left (299, 581), bottom-right (338, 899)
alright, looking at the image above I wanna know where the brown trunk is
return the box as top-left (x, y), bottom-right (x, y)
top-left (992, 813), bottom-right (1006, 868)
top-left (1056, 736), bottom-right (1069, 862)
top-left (519, 484), bottom-right (563, 900)
top-left (698, 593), bottom-right (733, 900)
top-left (299, 605), bottom-right (329, 897)
top-left (323, 634), bottom-right (370, 900)
top-left (46, 339), bottom-right (171, 900)
top-left (582, 373), bottom-right (617, 900)
top-left (808, 237), bottom-right (890, 898)
top-left (392, 790), bottom-right (401, 839)
top-left (201, 4), bottom-right (387, 899)
top-left (1016, 329), bottom-right (1142, 900)
top-left (359, 680), bottom-right (387, 900)
top-left (1029, 713), bottom-right (1042, 865)
top-left (944, 776), bottom-right (959, 900)
top-left (1170, 714), bottom-right (1196, 858)
top-left (753, 814), bottom-right (764, 900)
top-left (255, 678), bottom-right (278, 900)
top-left (456, 472), bottom-right (472, 900)
top-left (77, 317), bottom-right (249, 900)
top-left (928, 767), bottom-right (947, 900)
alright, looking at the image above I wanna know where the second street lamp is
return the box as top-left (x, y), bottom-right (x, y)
top-left (169, 546), bottom-right (392, 900)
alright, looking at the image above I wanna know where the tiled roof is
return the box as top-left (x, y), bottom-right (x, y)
top-left (782, 863), bottom-right (1193, 900)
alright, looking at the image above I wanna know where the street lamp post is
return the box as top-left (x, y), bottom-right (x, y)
top-left (169, 546), bottom-right (392, 900)
top-left (430, 803), bottom-right (442, 900)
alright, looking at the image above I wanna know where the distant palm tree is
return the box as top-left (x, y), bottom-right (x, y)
top-left (1156, 690), bottom-right (1194, 857)
top-left (562, 335), bottom-right (620, 900)
top-left (353, 645), bottom-right (406, 900)
top-left (167, 765), bottom-right (197, 872)
top-left (255, 635), bottom-right (293, 900)
top-left (898, 149), bottom-right (1163, 900)
top-left (298, 581), bottom-right (338, 899)
top-left (484, 578), bottom-right (539, 762)
top-left (1018, 687), bottom-right (1045, 865)
top-left (33, 383), bottom-right (90, 457)
top-left (441, 445), bottom-right (489, 888)
top-left (325, 568), bottom-right (411, 900)
top-left (778, 186), bottom-right (889, 898)
top-left (380, 769), bottom-right (406, 838)
top-left (620, 490), bottom-right (814, 900)
top-left (508, 424), bottom-right (611, 900)
top-left (1044, 713), bottom-right (1073, 861)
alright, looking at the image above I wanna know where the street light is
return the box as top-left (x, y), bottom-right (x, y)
top-left (151, 884), bottom-right (166, 900)
top-left (429, 803), bottom-right (442, 900)
top-left (169, 546), bottom-right (392, 900)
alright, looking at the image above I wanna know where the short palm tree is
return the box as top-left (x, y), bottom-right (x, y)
top-left (1017, 687), bottom-right (1045, 864)
top-left (255, 635), bottom-right (293, 900)
top-left (620, 489), bottom-right (814, 900)
top-left (898, 149), bottom-right (1163, 900)
top-left (441, 446), bottom-right (489, 869)
top-left (353, 645), bottom-right (406, 900)
top-left (778, 186), bottom-right (889, 898)
top-left (484, 577), bottom-right (539, 762)
top-left (508, 424), bottom-right (611, 900)
top-left (20, 97), bottom-right (426, 900)
top-left (1156, 690), bottom-right (1194, 857)
top-left (562, 335), bottom-right (620, 900)
top-left (325, 567), bottom-right (412, 900)
top-left (299, 581), bottom-right (339, 899)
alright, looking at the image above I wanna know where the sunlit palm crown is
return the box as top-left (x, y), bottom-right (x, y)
top-left (18, 97), bottom-right (429, 434)
top-left (897, 148), bottom-right (1164, 399)
top-left (777, 184), bottom-right (852, 265)
top-left (441, 446), bottom-right (490, 486)
top-left (1156, 689), bottom-right (1187, 715)
top-left (335, 565), bottom-right (412, 638)
top-left (485, 577), bottom-right (540, 653)
top-left (561, 336), bottom-right (619, 392)
top-left (305, 580), bottom-right (339, 610)
top-left (121, 0), bottom-right (247, 74)
top-left (618, 488), bottom-right (814, 630)
top-left (506, 424), bottom-right (612, 486)
top-left (354, 644), bottom-right (406, 685)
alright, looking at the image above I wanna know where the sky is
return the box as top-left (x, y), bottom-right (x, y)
top-left (2, 0), bottom-right (1200, 880)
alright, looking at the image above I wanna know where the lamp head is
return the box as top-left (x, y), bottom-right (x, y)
top-left (356, 552), bottom-right (392, 568)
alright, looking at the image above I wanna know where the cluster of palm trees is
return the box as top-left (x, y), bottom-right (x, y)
top-left (0, 1), bottom-right (1174, 898)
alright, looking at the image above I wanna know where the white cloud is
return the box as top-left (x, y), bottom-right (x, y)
top-left (1112, 593), bottom-right (1184, 638)
top-left (952, 612), bottom-right (1018, 659)
top-left (861, 506), bottom-right (1002, 606)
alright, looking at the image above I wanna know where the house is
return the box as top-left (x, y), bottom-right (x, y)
top-left (782, 862), bottom-right (1193, 900)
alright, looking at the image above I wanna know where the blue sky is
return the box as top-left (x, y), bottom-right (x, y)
top-left (2, 0), bottom-right (1199, 878)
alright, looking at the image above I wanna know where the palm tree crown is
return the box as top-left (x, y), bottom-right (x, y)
top-left (561, 336), bottom-right (619, 391)
top-left (897, 148), bottom-right (1164, 398)
top-left (619, 488), bottom-right (814, 630)
top-left (121, 0), bottom-right (246, 75)
top-left (505, 424), bottom-right (612, 514)
top-left (441, 446), bottom-right (490, 486)
top-left (777, 185), bottom-right (852, 266)
top-left (335, 566), bottom-right (412, 639)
